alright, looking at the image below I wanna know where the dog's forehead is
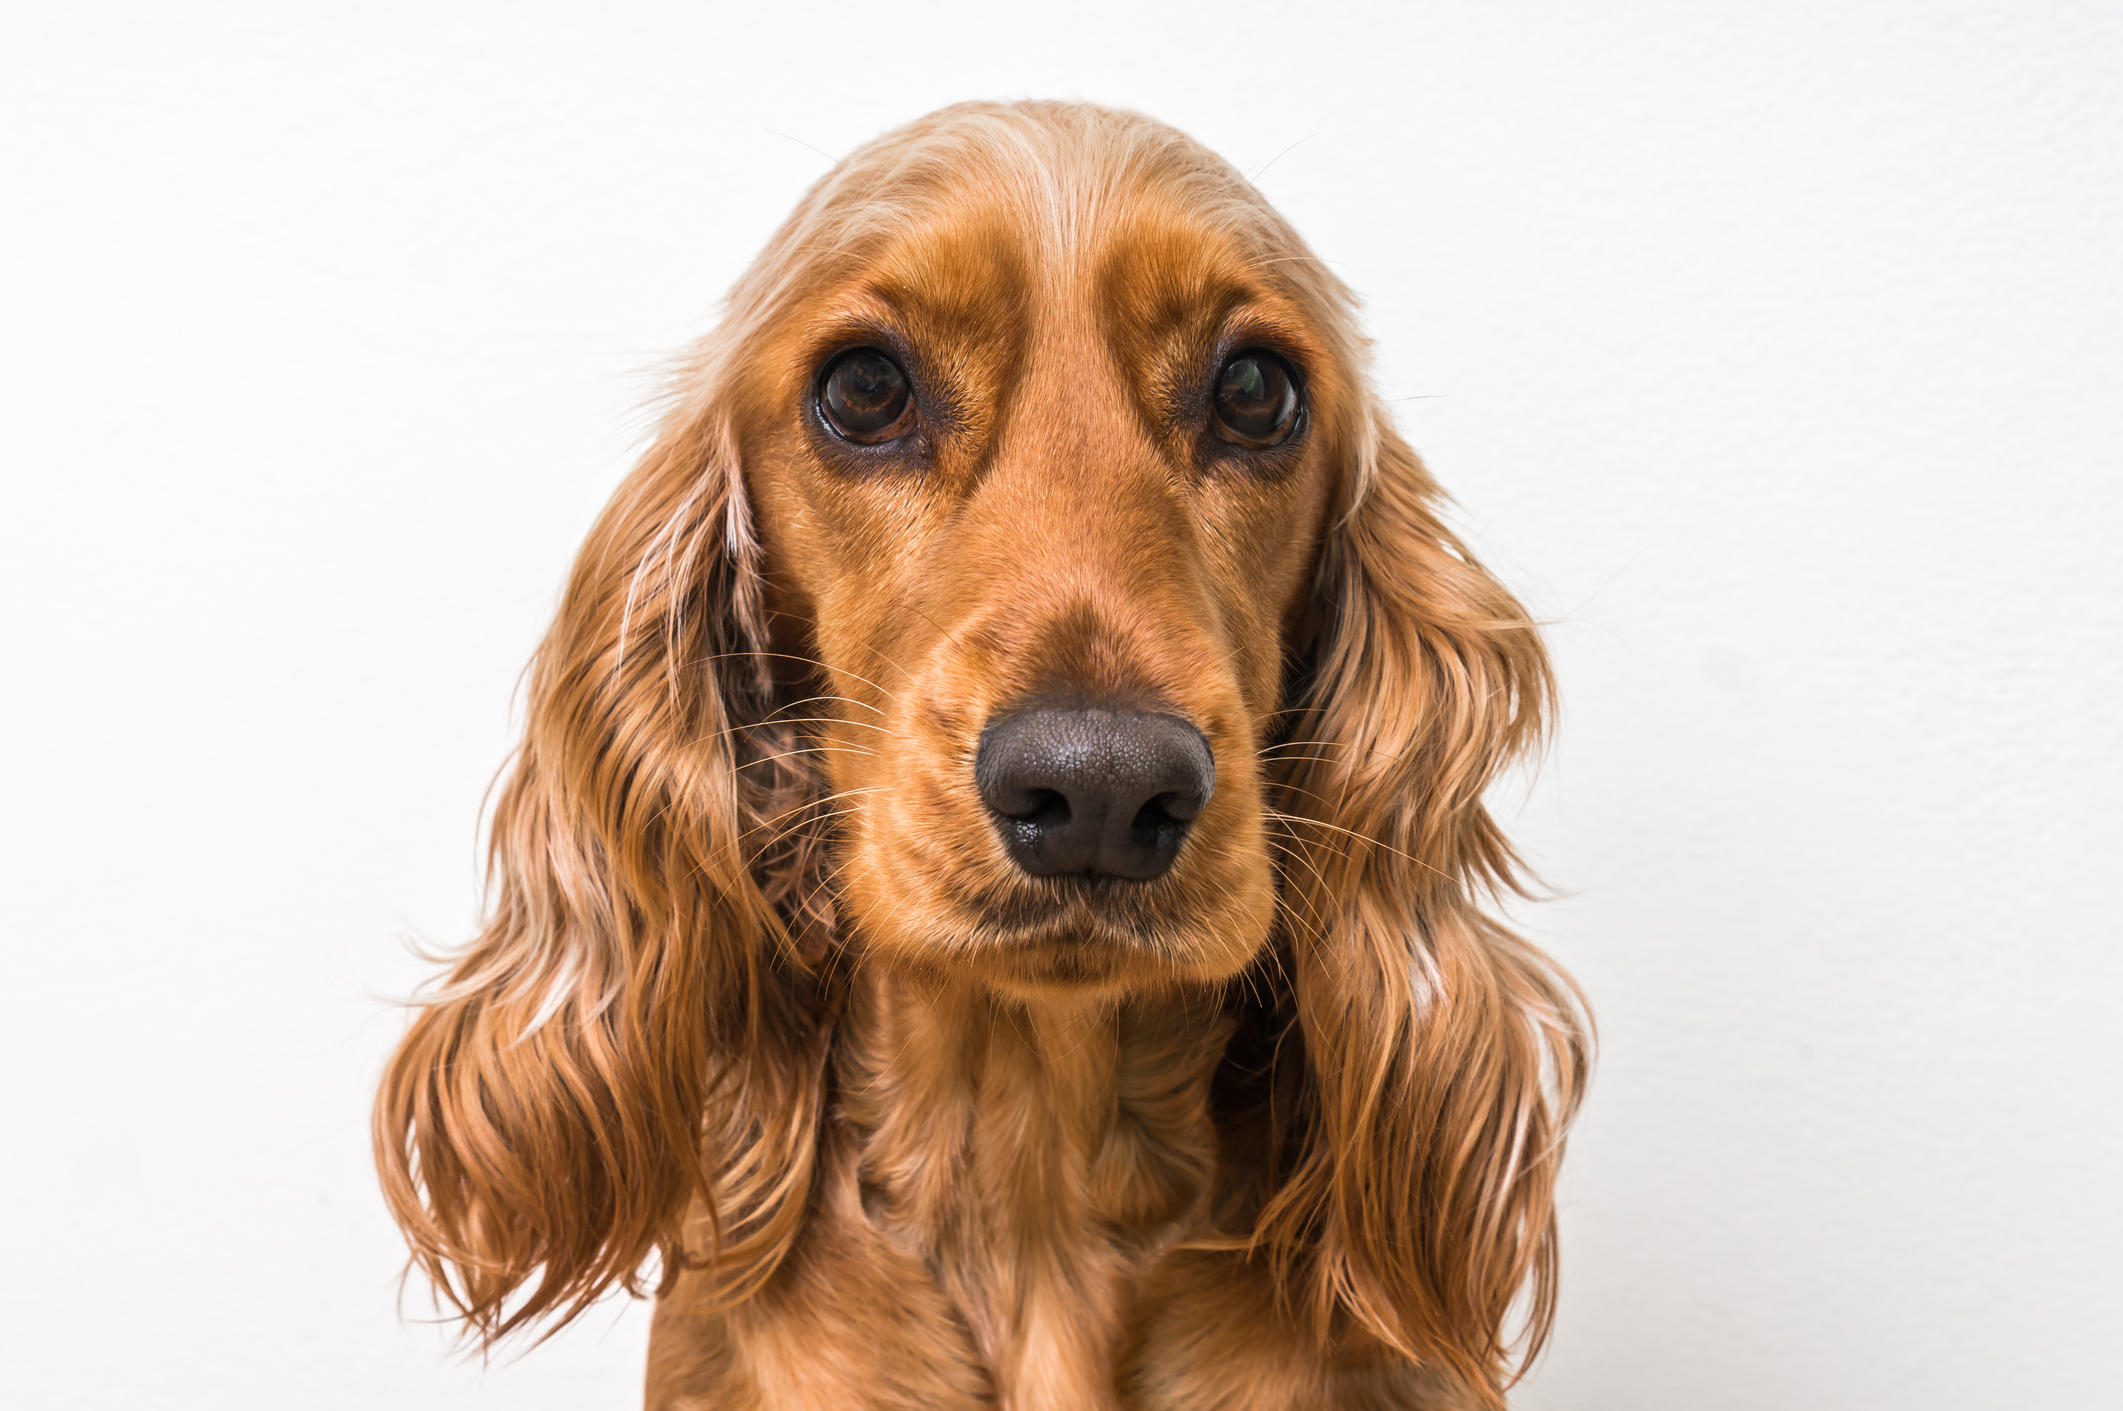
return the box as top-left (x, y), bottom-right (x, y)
top-left (843, 181), bottom-right (1302, 350)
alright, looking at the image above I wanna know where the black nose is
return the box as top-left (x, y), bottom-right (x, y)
top-left (974, 709), bottom-right (1216, 880)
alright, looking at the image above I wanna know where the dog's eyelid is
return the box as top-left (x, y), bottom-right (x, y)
top-left (1210, 299), bottom-right (1311, 357)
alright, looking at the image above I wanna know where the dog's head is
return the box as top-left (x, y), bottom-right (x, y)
top-left (377, 102), bottom-right (1586, 1400)
top-left (727, 109), bottom-right (1360, 997)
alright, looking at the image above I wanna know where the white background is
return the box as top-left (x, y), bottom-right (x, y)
top-left (4, 3), bottom-right (2118, 1407)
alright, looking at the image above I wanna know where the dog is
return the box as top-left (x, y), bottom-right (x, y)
top-left (375, 100), bottom-right (1588, 1411)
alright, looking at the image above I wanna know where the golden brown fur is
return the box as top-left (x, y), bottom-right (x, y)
top-left (375, 101), bottom-right (1589, 1409)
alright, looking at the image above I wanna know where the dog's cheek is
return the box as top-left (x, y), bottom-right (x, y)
top-left (830, 729), bottom-right (978, 963)
top-left (1191, 800), bottom-right (1281, 980)
top-left (832, 811), bottom-right (927, 961)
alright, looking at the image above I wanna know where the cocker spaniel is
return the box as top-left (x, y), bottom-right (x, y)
top-left (376, 100), bottom-right (1589, 1411)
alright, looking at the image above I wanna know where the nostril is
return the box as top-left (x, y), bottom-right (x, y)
top-left (1131, 793), bottom-right (1185, 832)
top-left (1016, 789), bottom-right (1071, 826)
top-left (1140, 783), bottom-right (1207, 824)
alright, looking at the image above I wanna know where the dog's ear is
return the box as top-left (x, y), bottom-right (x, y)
top-left (1259, 414), bottom-right (1591, 1404)
top-left (373, 392), bottom-right (831, 1343)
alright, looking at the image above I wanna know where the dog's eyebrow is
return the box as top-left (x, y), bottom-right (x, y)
top-left (862, 216), bottom-right (1036, 337)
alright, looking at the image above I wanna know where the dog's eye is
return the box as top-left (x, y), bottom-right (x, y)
top-left (1211, 351), bottom-right (1299, 448)
top-left (819, 348), bottom-right (915, 444)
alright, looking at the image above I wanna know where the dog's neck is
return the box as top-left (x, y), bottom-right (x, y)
top-left (832, 965), bottom-right (1231, 1410)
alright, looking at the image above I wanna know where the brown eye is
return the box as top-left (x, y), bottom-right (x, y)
top-left (1211, 350), bottom-right (1299, 448)
top-left (819, 348), bottom-right (914, 444)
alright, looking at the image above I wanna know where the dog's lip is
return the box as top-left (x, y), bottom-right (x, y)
top-left (956, 872), bottom-right (1162, 913)
top-left (942, 873), bottom-right (1197, 948)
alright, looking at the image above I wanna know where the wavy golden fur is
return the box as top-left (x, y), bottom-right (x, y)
top-left (375, 100), bottom-right (1589, 1410)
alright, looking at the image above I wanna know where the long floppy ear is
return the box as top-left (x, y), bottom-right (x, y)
top-left (372, 388), bottom-right (834, 1343)
top-left (1258, 414), bottom-right (1591, 1404)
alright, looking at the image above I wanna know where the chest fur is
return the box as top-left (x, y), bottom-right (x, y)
top-left (644, 974), bottom-right (1465, 1411)
top-left (829, 979), bottom-right (1228, 1410)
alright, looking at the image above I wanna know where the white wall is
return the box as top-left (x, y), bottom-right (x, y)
top-left (4, 3), bottom-right (2117, 1407)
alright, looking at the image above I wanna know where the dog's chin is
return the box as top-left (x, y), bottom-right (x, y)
top-left (946, 923), bottom-right (1265, 1001)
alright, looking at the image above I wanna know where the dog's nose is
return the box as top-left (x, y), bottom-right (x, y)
top-left (974, 709), bottom-right (1216, 880)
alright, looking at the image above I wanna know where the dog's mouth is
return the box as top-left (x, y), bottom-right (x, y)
top-left (934, 867), bottom-right (1242, 972)
top-left (961, 874), bottom-right (1181, 937)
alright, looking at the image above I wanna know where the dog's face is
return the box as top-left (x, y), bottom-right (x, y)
top-left (727, 180), bottom-right (1351, 997)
